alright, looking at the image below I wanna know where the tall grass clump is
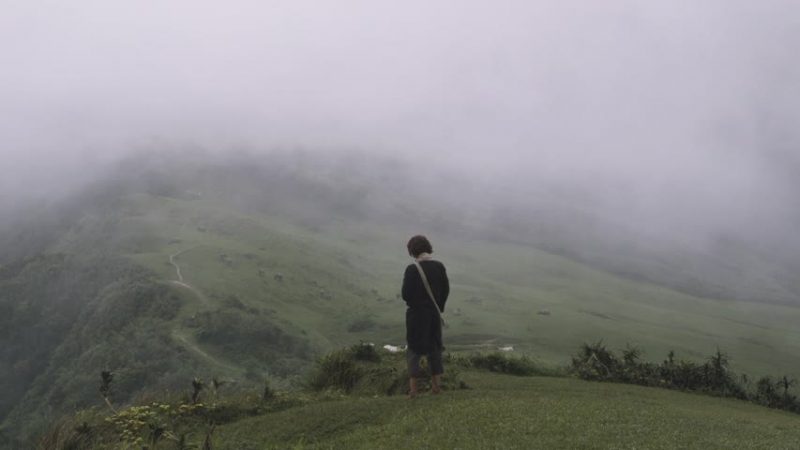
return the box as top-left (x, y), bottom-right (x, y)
top-left (460, 352), bottom-right (561, 377)
top-left (308, 346), bottom-right (367, 393)
top-left (36, 419), bottom-right (95, 450)
top-left (308, 343), bottom-right (466, 395)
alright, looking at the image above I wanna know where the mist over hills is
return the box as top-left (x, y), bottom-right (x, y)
top-left (1, 150), bottom-right (800, 446)
top-left (7, 150), bottom-right (797, 301)
top-left (2, 1), bottom-right (800, 447)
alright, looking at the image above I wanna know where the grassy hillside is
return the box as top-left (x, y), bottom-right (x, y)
top-left (3, 153), bottom-right (800, 446)
top-left (110, 192), bottom-right (800, 378)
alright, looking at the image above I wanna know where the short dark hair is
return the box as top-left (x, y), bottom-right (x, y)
top-left (407, 235), bottom-right (433, 257)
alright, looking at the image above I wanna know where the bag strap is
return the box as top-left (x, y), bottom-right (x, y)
top-left (414, 261), bottom-right (445, 327)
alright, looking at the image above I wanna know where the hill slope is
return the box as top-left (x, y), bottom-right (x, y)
top-left (3, 152), bottom-right (800, 446)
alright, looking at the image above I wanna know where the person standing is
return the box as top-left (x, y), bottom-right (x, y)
top-left (401, 235), bottom-right (449, 397)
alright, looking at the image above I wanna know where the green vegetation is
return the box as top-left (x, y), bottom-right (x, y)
top-left (37, 346), bottom-right (800, 449)
top-left (460, 352), bottom-right (560, 377)
top-left (306, 343), bottom-right (464, 396)
top-left (214, 373), bottom-right (800, 449)
top-left (3, 153), bottom-right (800, 447)
top-left (572, 342), bottom-right (800, 415)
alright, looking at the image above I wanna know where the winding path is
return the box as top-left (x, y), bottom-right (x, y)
top-left (168, 249), bottom-right (210, 305)
top-left (167, 247), bottom-right (239, 373)
top-left (169, 250), bottom-right (186, 282)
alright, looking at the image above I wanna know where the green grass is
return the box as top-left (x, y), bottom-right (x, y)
top-left (9, 160), bottom-right (800, 448)
top-left (107, 192), bottom-right (800, 380)
top-left (46, 350), bottom-right (800, 449)
top-left (213, 371), bottom-right (800, 449)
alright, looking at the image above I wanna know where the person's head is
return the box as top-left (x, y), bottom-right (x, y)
top-left (407, 235), bottom-right (433, 258)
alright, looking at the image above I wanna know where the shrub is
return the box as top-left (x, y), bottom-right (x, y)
top-left (467, 353), bottom-right (548, 376)
top-left (571, 341), bottom-right (622, 381)
top-left (571, 342), bottom-right (800, 415)
top-left (308, 344), bottom-right (466, 395)
top-left (351, 343), bottom-right (381, 362)
top-left (36, 418), bottom-right (96, 450)
top-left (308, 349), bottom-right (363, 392)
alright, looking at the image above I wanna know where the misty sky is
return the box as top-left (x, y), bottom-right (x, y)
top-left (1, 1), bottom-right (798, 239)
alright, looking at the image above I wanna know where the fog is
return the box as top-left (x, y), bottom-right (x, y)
top-left (1, 0), bottom-right (799, 249)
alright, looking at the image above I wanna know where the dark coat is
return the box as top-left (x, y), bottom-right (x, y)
top-left (401, 259), bottom-right (449, 354)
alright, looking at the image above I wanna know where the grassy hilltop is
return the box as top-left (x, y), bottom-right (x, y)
top-left (2, 152), bottom-right (800, 447)
top-left (214, 374), bottom-right (800, 450)
top-left (40, 347), bottom-right (800, 449)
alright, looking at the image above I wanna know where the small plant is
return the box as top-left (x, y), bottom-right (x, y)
top-left (212, 377), bottom-right (224, 392)
top-left (756, 376), bottom-right (780, 407)
top-left (99, 370), bottom-right (116, 413)
top-left (211, 377), bottom-right (225, 403)
top-left (780, 376), bottom-right (796, 405)
top-left (192, 378), bottom-right (205, 404)
top-left (263, 381), bottom-right (276, 401)
top-left (621, 345), bottom-right (641, 365)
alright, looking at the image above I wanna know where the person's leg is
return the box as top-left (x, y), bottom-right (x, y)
top-left (407, 349), bottom-right (423, 398)
top-left (428, 348), bottom-right (444, 394)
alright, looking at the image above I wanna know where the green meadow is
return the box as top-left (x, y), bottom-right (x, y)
top-left (115, 192), bottom-right (800, 380)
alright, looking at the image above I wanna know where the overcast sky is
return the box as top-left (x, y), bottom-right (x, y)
top-left (1, 0), bottom-right (798, 239)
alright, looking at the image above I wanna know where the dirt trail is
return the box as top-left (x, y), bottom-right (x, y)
top-left (168, 248), bottom-right (239, 373)
top-left (168, 249), bottom-right (210, 305)
top-left (169, 249), bottom-right (189, 282)
top-left (169, 280), bottom-right (210, 305)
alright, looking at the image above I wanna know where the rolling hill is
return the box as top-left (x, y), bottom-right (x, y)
top-left (2, 151), bottom-right (799, 447)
